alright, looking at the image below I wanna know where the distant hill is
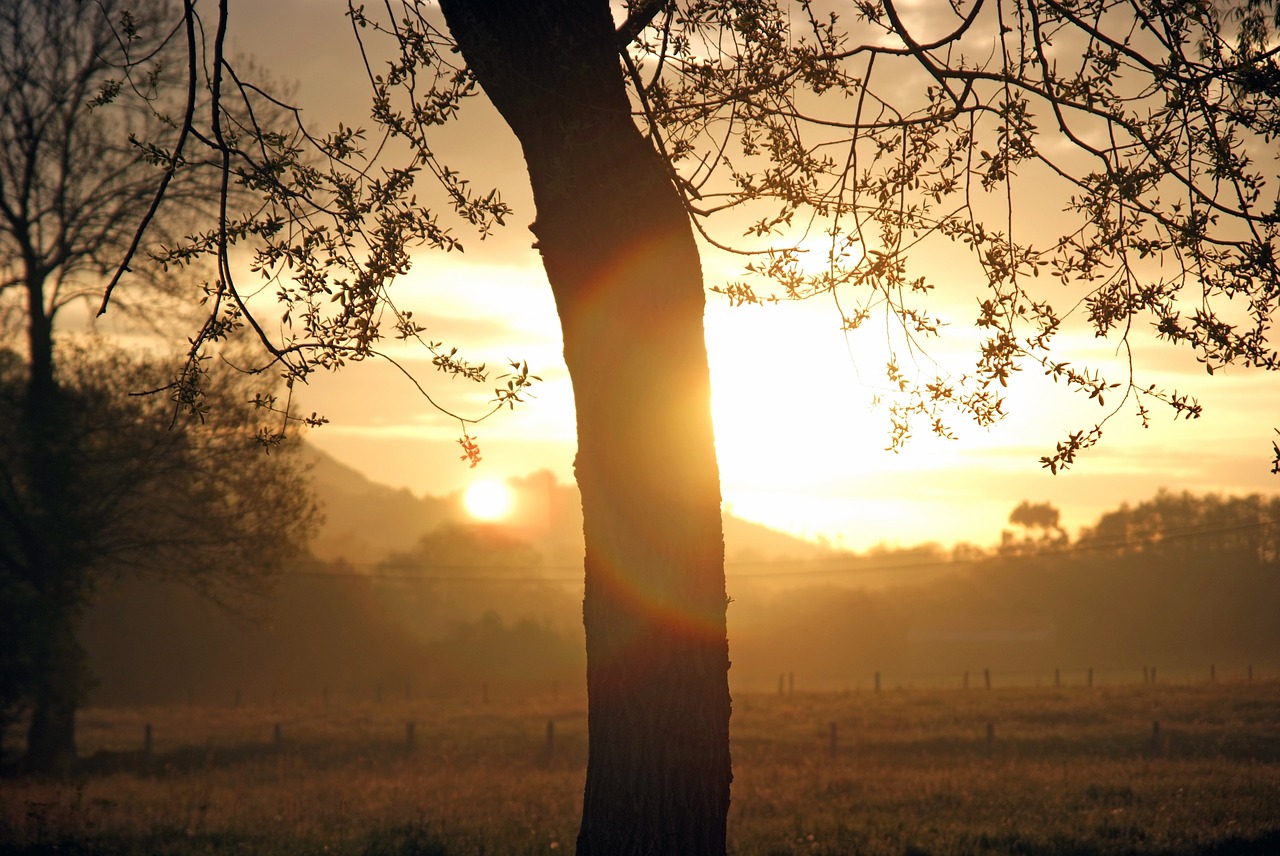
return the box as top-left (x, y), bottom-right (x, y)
top-left (306, 448), bottom-right (832, 566)
top-left (306, 448), bottom-right (453, 562)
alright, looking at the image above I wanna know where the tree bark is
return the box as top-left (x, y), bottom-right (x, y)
top-left (438, 2), bottom-right (732, 853)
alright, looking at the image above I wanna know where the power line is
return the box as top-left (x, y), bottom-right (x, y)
top-left (282, 512), bottom-right (1280, 584)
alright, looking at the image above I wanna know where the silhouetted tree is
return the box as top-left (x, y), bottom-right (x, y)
top-left (0, 344), bottom-right (318, 771)
top-left (128, 0), bottom-right (1277, 850)
top-left (1003, 500), bottom-right (1067, 553)
top-left (0, 0), bottom-right (310, 773)
top-left (1077, 490), bottom-right (1280, 559)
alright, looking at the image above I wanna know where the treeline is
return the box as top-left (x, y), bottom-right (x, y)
top-left (82, 524), bottom-right (584, 706)
top-left (80, 491), bottom-right (1280, 705)
top-left (730, 491), bottom-right (1280, 688)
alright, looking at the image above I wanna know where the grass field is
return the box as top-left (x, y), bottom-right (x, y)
top-left (2, 680), bottom-right (1278, 855)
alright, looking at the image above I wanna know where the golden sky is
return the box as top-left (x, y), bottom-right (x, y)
top-left (228, 1), bottom-right (1280, 551)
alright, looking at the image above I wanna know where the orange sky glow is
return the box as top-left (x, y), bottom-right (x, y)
top-left (227, 1), bottom-right (1280, 552)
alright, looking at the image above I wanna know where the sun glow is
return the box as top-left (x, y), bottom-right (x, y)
top-left (464, 480), bottom-right (514, 521)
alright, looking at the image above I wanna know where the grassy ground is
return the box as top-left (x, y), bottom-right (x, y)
top-left (2, 681), bottom-right (1278, 854)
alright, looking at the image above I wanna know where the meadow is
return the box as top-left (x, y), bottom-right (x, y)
top-left (2, 679), bottom-right (1278, 855)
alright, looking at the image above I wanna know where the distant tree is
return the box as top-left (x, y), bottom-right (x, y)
top-left (0, 344), bottom-right (319, 771)
top-left (1003, 500), bottom-right (1067, 553)
top-left (0, 0), bottom-right (207, 391)
top-left (1077, 489), bottom-right (1280, 558)
top-left (0, 0), bottom-right (319, 772)
top-left (128, 0), bottom-right (1277, 851)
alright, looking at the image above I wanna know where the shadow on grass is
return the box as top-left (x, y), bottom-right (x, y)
top-left (886, 829), bottom-right (1280, 856)
top-left (0, 823), bottom-right (456, 856)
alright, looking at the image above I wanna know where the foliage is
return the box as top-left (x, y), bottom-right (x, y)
top-left (128, 0), bottom-right (1280, 470)
top-left (0, 343), bottom-right (319, 740)
top-left (621, 0), bottom-right (1280, 468)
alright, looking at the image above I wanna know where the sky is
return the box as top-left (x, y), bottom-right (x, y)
top-left (221, 1), bottom-right (1280, 552)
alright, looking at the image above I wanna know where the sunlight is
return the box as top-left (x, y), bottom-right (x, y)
top-left (464, 479), bottom-right (515, 521)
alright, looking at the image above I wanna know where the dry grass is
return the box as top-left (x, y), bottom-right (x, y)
top-left (2, 681), bottom-right (1278, 854)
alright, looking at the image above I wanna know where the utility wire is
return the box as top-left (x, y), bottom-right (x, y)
top-left (280, 514), bottom-right (1280, 584)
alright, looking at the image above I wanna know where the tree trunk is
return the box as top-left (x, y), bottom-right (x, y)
top-left (24, 615), bottom-right (81, 775)
top-left (16, 266), bottom-right (86, 774)
top-left (438, 2), bottom-right (732, 853)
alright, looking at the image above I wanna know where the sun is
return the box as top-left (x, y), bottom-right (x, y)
top-left (463, 479), bottom-right (514, 522)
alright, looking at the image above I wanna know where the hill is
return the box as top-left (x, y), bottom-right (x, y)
top-left (306, 447), bottom-right (832, 566)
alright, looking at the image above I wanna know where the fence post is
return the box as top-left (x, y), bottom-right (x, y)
top-left (546, 719), bottom-right (556, 760)
top-left (874, 671), bottom-right (881, 693)
top-left (1209, 664), bottom-right (1216, 683)
top-left (984, 668), bottom-right (991, 690)
top-left (1054, 668), bottom-right (1061, 688)
top-left (273, 722), bottom-right (282, 751)
top-left (963, 670), bottom-right (969, 690)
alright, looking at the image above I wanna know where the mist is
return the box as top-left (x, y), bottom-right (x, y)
top-left (76, 450), bottom-right (1280, 707)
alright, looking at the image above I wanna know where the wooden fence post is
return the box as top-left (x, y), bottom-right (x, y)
top-left (874, 671), bottom-right (881, 693)
top-left (1054, 668), bottom-right (1061, 688)
top-left (984, 668), bottom-right (991, 690)
top-left (1087, 667), bottom-right (1094, 688)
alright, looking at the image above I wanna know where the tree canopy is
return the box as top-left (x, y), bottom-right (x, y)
top-left (132, 0), bottom-right (1279, 471)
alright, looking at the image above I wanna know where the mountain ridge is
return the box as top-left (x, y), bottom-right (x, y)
top-left (305, 446), bottom-right (833, 566)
